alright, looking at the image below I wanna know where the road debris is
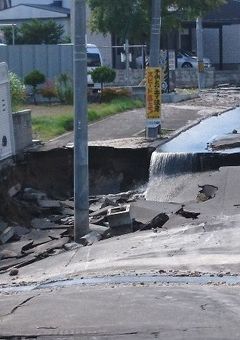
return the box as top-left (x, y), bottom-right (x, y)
top-left (197, 184), bottom-right (218, 202)
top-left (176, 206), bottom-right (200, 219)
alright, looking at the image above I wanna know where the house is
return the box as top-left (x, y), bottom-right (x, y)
top-left (0, 0), bottom-right (112, 65)
top-left (179, 0), bottom-right (240, 70)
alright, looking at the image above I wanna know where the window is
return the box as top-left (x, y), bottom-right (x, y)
top-left (87, 53), bottom-right (101, 67)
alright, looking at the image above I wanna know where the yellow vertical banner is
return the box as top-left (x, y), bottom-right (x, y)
top-left (146, 67), bottom-right (161, 127)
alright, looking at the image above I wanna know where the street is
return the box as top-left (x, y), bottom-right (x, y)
top-left (1, 88), bottom-right (240, 338)
top-left (1, 284), bottom-right (240, 339)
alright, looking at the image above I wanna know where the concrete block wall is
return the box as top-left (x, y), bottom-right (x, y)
top-left (214, 71), bottom-right (240, 86)
top-left (174, 69), bottom-right (215, 88)
top-left (113, 69), bottom-right (145, 86)
top-left (113, 68), bottom-right (240, 89)
top-left (12, 109), bottom-right (32, 153)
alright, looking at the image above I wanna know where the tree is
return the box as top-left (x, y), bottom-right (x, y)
top-left (87, 0), bottom-right (226, 43)
top-left (24, 70), bottom-right (45, 105)
top-left (91, 66), bottom-right (116, 102)
top-left (91, 66), bottom-right (116, 90)
top-left (3, 19), bottom-right (65, 45)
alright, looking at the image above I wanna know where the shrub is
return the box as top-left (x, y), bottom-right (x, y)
top-left (24, 70), bottom-right (45, 104)
top-left (101, 87), bottom-right (131, 102)
top-left (40, 80), bottom-right (57, 103)
top-left (91, 66), bottom-right (116, 90)
top-left (9, 72), bottom-right (26, 111)
top-left (55, 73), bottom-right (73, 105)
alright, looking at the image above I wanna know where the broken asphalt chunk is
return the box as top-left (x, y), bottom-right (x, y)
top-left (90, 206), bottom-right (115, 218)
top-left (0, 227), bottom-right (15, 244)
top-left (37, 200), bottom-right (61, 210)
top-left (0, 249), bottom-right (18, 260)
top-left (197, 184), bottom-right (218, 202)
top-left (31, 218), bottom-right (56, 230)
top-left (0, 219), bottom-right (8, 234)
top-left (22, 188), bottom-right (47, 202)
top-left (176, 207), bottom-right (200, 219)
top-left (89, 224), bottom-right (110, 237)
top-left (80, 231), bottom-right (102, 246)
top-left (130, 201), bottom-right (181, 224)
top-left (8, 183), bottom-right (22, 198)
top-left (140, 213), bottom-right (169, 231)
top-left (29, 237), bottom-right (69, 258)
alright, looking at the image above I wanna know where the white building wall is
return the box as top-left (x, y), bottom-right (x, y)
top-left (0, 1), bottom-right (113, 66)
top-left (12, 0), bottom-right (71, 8)
top-left (12, 0), bottom-right (52, 5)
top-left (0, 6), bottom-right (67, 20)
top-left (223, 25), bottom-right (240, 64)
top-left (203, 28), bottom-right (219, 64)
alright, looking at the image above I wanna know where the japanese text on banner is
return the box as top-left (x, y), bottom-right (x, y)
top-left (146, 67), bottom-right (161, 121)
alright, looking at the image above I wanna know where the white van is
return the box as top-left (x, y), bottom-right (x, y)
top-left (58, 43), bottom-right (103, 91)
top-left (87, 43), bottom-right (102, 91)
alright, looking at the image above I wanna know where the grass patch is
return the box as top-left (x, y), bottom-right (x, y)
top-left (32, 114), bottom-right (73, 141)
top-left (32, 98), bottom-right (144, 141)
top-left (88, 98), bottom-right (143, 122)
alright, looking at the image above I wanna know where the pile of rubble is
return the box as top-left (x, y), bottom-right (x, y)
top-left (0, 182), bottom-right (213, 276)
top-left (0, 186), bottom-right (163, 275)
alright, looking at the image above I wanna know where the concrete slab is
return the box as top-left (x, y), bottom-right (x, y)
top-left (0, 285), bottom-right (240, 338)
top-left (211, 134), bottom-right (240, 150)
top-left (130, 201), bottom-right (181, 224)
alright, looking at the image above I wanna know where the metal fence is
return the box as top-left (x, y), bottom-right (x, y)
top-left (0, 45), bottom-right (73, 80)
top-left (0, 44), bottom-right (147, 85)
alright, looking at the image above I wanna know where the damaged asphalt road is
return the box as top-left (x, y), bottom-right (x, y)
top-left (1, 166), bottom-right (240, 287)
top-left (1, 89), bottom-right (240, 338)
top-left (1, 284), bottom-right (240, 339)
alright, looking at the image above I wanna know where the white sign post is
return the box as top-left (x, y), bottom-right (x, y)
top-left (0, 62), bottom-right (15, 160)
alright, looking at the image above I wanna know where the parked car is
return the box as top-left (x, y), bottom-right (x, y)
top-left (136, 50), bottom-right (211, 69)
top-left (177, 50), bottom-right (211, 69)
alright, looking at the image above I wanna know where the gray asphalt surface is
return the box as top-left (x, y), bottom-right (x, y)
top-left (46, 89), bottom-right (238, 149)
top-left (2, 89), bottom-right (240, 338)
top-left (1, 284), bottom-right (240, 339)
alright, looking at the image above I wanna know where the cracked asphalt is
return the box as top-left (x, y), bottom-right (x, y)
top-left (1, 88), bottom-right (240, 338)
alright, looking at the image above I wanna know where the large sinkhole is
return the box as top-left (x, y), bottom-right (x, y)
top-left (1, 108), bottom-right (240, 276)
top-left (1, 107), bottom-right (240, 223)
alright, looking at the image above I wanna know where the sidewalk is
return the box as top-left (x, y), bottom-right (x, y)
top-left (44, 88), bottom-right (240, 150)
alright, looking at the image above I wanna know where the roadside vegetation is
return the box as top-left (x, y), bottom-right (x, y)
top-left (9, 70), bottom-right (144, 141)
top-left (31, 98), bottom-right (143, 141)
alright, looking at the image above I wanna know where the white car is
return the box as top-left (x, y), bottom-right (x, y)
top-left (136, 50), bottom-right (211, 69)
top-left (177, 50), bottom-right (211, 69)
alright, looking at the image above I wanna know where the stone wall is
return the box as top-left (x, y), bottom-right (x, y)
top-left (174, 69), bottom-right (240, 88)
top-left (113, 69), bottom-right (145, 86)
top-left (12, 109), bottom-right (32, 154)
top-left (114, 68), bottom-right (240, 89)
top-left (173, 69), bottom-right (215, 88)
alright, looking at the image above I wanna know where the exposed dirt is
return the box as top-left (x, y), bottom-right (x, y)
top-left (179, 87), bottom-right (240, 108)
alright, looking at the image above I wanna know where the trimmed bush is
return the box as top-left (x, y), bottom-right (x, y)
top-left (40, 80), bottom-right (57, 103)
top-left (24, 70), bottom-right (45, 105)
top-left (101, 87), bottom-right (131, 102)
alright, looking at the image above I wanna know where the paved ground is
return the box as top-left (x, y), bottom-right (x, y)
top-left (2, 88), bottom-right (240, 338)
top-left (1, 285), bottom-right (240, 339)
top-left (45, 88), bottom-right (240, 149)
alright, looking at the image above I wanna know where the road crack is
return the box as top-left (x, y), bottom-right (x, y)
top-left (0, 294), bottom-right (39, 318)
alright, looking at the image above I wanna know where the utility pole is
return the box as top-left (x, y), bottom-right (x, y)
top-left (73, 0), bottom-right (89, 242)
top-left (146, 0), bottom-right (162, 139)
top-left (196, 17), bottom-right (205, 90)
top-left (149, 0), bottom-right (161, 68)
